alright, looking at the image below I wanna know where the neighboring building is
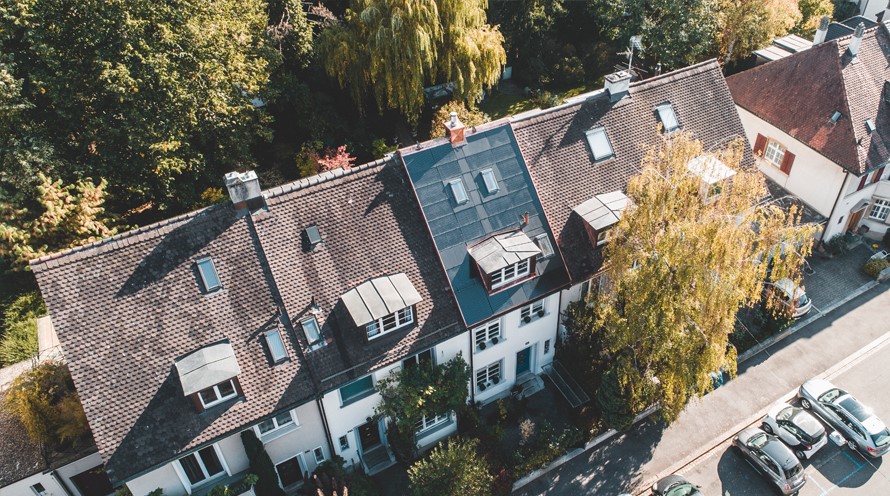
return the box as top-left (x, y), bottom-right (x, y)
top-left (751, 15), bottom-right (877, 65)
top-left (728, 21), bottom-right (890, 243)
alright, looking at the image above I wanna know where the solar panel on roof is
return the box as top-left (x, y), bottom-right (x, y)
top-left (656, 103), bottom-right (680, 132)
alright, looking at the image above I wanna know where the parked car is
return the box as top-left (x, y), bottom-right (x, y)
top-left (764, 278), bottom-right (812, 318)
top-left (733, 427), bottom-right (807, 495)
top-left (798, 378), bottom-right (890, 457)
top-left (762, 402), bottom-right (827, 459)
top-left (651, 474), bottom-right (703, 496)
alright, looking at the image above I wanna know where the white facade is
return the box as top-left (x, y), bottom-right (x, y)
top-left (1, 452), bottom-right (107, 496)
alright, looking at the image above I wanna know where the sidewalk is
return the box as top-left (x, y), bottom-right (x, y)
top-left (514, 282), bottom-right (890, 495)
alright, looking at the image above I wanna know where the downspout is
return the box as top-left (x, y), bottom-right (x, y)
top-left (822, 172), bottom-right (853, 243)
top-left (468, 327), bottom-right (476, 406)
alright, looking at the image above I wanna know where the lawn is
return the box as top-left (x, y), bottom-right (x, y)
top-left (480, 79), bottom-right (605, 120)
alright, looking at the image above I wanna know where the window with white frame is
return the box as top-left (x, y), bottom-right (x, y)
top-left (656, 103), bottom-right (680, 132)
top-left (870, 198), bottom-right (890, 221)
top-left (534, 233), bottom-right (554, 258)
top-left (178, 445), bottom-right (226, 487)
top-left (596, 229), bottom-right (610, 246)
top-left (339, 434), bottom-right (350, 451)
top-left (197, 379), bottom-right (238, 408)
top-left (313, 447), bottom-right (326, 464)
top-left (366, 306), bottom-right (414, 339)
top-left (475, 361), bottom-right (502, 392)
top-left (415, 413), bottom-right (450, 433)
top-left (30, 484), bottom-right (47, 496)
top-left (490, 258), bottom-right (530, 289)
top-left (264, 329), bottom-right (288, 363)
top-left (473, 320), bottom-right (501, 350)
top-left (256, 410), bottom-right (297, 438)
top-left (301, 316), bottom-right (325, 350)
top-left (520, 299), bottom-right (545, 323)
top-left (764, 141), bottom-right (785, 168)
top-left (403, 347), bottom-right (434, 370)
top-left (585, 126), bottom-right (615, 161)
top-left (196, 257), bottom-right (221, 292)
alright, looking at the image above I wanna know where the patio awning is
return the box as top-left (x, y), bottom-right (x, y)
top-left (340, 273), bottom-right (422, 326)
top-left (174, 342), bottom-right (240, 396)
top-left (468, 230), bottom-right (541, 274)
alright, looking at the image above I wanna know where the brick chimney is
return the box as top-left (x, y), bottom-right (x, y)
top-left (604, 71), bottom-right (631, 102)
top-left (813, 15), bottom-right (830, 45)
top-left (224, 171), bottom-right (265, 211)
top-left (445, 111), bottom-right (466, 146)
top-left (848, 22), bottom-right (865, 58)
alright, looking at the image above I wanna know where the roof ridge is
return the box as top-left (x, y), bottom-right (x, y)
top-left (264, 156), bottom-right (394, 198)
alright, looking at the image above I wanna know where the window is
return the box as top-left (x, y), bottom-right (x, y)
top-left (178, 446), bottom-right (225, 486)
top-left (580, 280), bottom-right (591, 298)
top-left (596, 229), bottom-right (609, 246)
top-left (520, 299), bottom-right (545, 322)
top-left (339, 375), bottom-right (374, 406)
top-left (585, 126), bottom-right (615, 161)
top-left (265, 329), bottom-right (288, 363)
top-left (656, 103), bottom-right (680, 132)
top-left (339, 434), bottom-right (350, 451)
top-left (415, 413), bottom-right (449, 433)
top-left (366, 306), bottom-right (414, 339)
top-left (403, 348), bottom-right (434, 370)
top-left (257, 410), bottom-right (296, 436)
top-left (197, 379), bottom-right (238, 408)
top-left (764, 141), bottom-right (785, 168)
top-left (870, 199), bottom-right (890, 221)
top-left (299, 316), bottom-right (326, 351)
top-left (534, 234), bottom-right (554, 258)
top-left (490, 258), bottom-right (531, 289)
top-left (480, 168), bottom-right (499, 194)
top-left (544, 339), bottom-right (551, 354)
top-left (474, 320), bottom-right (501, 350)
top-left (196, 258), bottom-right (221, 292)
top-left (313, 447), bottom-right (326, 464)
top-left (448, 178), bottom-right (469, 205)
top-left (30, 484), bottom-right (47, 496)
top-left (475, 362), bottom-right (502, 392)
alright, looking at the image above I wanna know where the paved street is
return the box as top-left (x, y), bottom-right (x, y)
top-left (515, 283), bottom-right (890, 495)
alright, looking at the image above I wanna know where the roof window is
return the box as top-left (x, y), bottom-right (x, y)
top-left (534, 233), bottom-right (554, 258)
top-left (300, 316), bottom-right (325, 350)
top-left (264, 329), bottom-right (288, 363)
top-left (480, 168), bottom-right (499, 194)
top-left (196, 257), bottom-right (221, 292)
top-left (831, 111), bottom-right (842, 124)
top-left (866, 119), bottom-right (876, 133)
top-left (469, 231), bottom-right (541, 291)
top-left (174, 342), bottom-right (241, 411)
top-left (585, 126), bottom-right (615, 161)
top-left (305, 225), bottom-right (322, 249)
top-left (447, 178), bottom-right (469, 205)
top-left (656, 103), bottom-right (680, 132)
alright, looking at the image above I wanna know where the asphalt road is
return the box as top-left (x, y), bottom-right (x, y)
top-left (680, 336), bottom-right (890, 495)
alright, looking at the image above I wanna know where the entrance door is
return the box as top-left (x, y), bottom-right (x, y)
top-left (358, 420), bottom-right (382, 451)
top-left (516, 347), bottom-right (532, 376)
top-left (847, 208), bottom-right (865, 232)
top-left (275, 456), bottom-right (304, 487)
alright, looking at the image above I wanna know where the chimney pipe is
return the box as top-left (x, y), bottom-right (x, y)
top-left (224, 170), bottom-right (264, 211)
top-left (604, 71), bottom-right (632, 102)
top-left (445, 111), bottom-right (466, 146)
top-left (848, 22), bottom-right (865, 58)
top-left (813, 15), bottom-right (830, 45)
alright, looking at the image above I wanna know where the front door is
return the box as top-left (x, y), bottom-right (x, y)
top-left (275, 456), bottom-right (304, 487)
top-left (358, 420), bottom-right (382, 451)
top-left (847, 208), bottom-right (865, 232)
top-left (516, 347), bottom-right (532, 376)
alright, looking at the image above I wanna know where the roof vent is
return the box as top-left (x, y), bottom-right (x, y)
top-left (866, 119), bottom-right (876, 133)
top-left (848, 22), bottom-right (865, 58)
top-left (831, 111), bottom-right (842, 124)
top-left (604, 71), bottom-right (631, 102)
top-left (305, 225), bottom-right (322, 251)
top-left (813, 15), bottom-right (830, 45)
top-left (224, 171), bottom-right (264, 211)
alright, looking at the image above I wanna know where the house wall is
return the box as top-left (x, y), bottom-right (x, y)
top-left (127, 463), bottom-right (185, 496)
top-left (260, 402), bottom-right (329, 477)
top-left (472, 294), bottom-right (558, 405)
top-left (861, 180), bottom-right (890, 237)
top-left (1, 472), bottom-right (69, 496)
top-left (860, 0), bottom-right (885, 21)
top-left (53, 452), bottom-right (106, 496)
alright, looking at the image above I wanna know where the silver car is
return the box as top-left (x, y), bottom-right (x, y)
top-left (762, 402), bottom-right (828, 459)
top-left (733, 427), bottom-right (806, 495)
top-left (798, 378), bottom-right (890, 457)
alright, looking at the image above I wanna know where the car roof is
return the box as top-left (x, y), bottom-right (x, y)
top-left (762, 437), bottom-right (799, 469)
top-left (802, 378), bottom-right (835, 398)
top-left (862, 415), bottom-right (888, 435)
top-left (767, 402), bottom-right (794, 419)
top-left (770, 278), bottom-right (805, 298)
top-left (736, 426), bottom-right (763, 444)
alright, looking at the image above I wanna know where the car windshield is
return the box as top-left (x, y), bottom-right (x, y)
top-left (749, 433), bottom-right (769, 449)
top-left (665, 483), bottom-right (698, 496)
top-left (818, 388), bottom-right (844, 403)
top-left (872, 428), bottom-right (890, 447)
top-left (776, 406), bottom-right (795, 421)
top-left (839, 397), bottom-right (872, 422)
top-left (798, 292), bottom-right (810, 306)
top-left (785, 462), bottom-right (803, 479)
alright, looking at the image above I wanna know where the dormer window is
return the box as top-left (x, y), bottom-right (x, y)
top-left (468, 231), bottom-right (541, 292)
top-left (264, 328), bottom-right (288, 363)
top-left (687, 155), bottom-right (736, 201)
top-left (585, 126), bottom-right (615, 161)
top-left (174, 342), bottom-right (242, 412)
top-left (480, 168), bottom-right (499, 194)
top-left (196, 257), bottom-right (221, 292)
top-left (340, 273), bottom-right (422, 340)
top-left (198, 379), bottom-right (238, 408)
top-left (656, 102), bottom-right (680, 132)
top-left (447, 178), bottom-right (469, 205)
top-left (572, 191), bottom-right (630, 248)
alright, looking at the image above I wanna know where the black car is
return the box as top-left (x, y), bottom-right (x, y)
top-left (651, 474), bottom-right (703, 496)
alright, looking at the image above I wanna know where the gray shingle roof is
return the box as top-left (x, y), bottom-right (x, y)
top-left (340, 273), bottom-right (423, 327)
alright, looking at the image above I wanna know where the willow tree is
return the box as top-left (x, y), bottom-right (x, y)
top-left (318, 0), bottom-right (506, 122)
top-left (592, 133), bottom-right (818, 425)
top-left (718, 0), bottom-right (802, 63)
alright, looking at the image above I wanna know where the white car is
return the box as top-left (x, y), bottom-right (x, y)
top-left (764, 278), bottom-right (812, 318)
top-left (762, 402), bottom-right (828, 459)
top-left (799, 379), bottom-right (890, 457)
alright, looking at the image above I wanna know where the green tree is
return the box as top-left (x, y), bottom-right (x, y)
top-left (429, 101), bottom-right (490, 139)
top-left (794, 0), bottom-right (833, 36)
top-left (0, 0), bottom-right (278, 211)
top-left (589, 133), bottom-right (817, 425)
top-left (408, 437), bottom-right (492, 496)
top-left (621, 0), bottom-right (720, 72)
top-left (718, 0), bottom-right (802, 63)
top-left (318, 0), bottom-right (506, 122)
top-left (240, 430), bottom-right (284, 496)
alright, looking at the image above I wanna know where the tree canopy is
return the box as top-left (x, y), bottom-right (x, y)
top-left (588, 133), bottom-right (817, 425)
top-left (318, 0), bottom-right (506, 122)
top-left (621, 0), bottom-right (720, 72)
top-left (408, 437), bottom-right (492, 496)
top-left (717, 0), bottom-right (802, 63)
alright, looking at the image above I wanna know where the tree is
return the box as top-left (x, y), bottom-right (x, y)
top-left (717, 0), bottom-right (802, 64)
top-left (589, 133), bottom-right (817, 425)
top-left (3, 361), bottom-right (90, 462)
top-left (407, 437), bottom-right (492, 496)
top-left (0, 0), bottom-right (278, 211)
top-left (620, 0), bottom-right (720, 72)
top-left (316, 145), bottom-right (358, 172)
top-left (318, 0), bottom-right (506, 122)
top-left (0, 173), bottom-right (117, 271)
top-left (240, 430), bottom-right (285, 496)
top-left (794, 0), bottom-right (833, 36)
top-left (429, 101), bottom-right (490, 139)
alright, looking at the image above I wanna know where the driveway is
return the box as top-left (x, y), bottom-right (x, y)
top-left (803, 244), bottom-right (876, 310)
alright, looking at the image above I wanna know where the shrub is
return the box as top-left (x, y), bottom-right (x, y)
top-left (240, 430), bottom-right (284, 496)
top-left (307, 456), bottom-right (378, 496)
top-left (429, 101), bottom-right (490, 138)
top-left (408, 438), bottom-right (492, 496)
top-left (530, 90), bottom-right (560, 109)
top-left (0, 316), bottom-right (38, 365)
top-left (864, 257), bottom-right (890, 279)
top-left (823, 234), bottom-right (848, 256)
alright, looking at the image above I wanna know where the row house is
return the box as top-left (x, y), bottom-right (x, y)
top-left (21, 59), bottom-right (785, 495)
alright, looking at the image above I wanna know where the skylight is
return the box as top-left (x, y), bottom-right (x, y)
top-left (656, 103), bottom-right (680, 132)
top-left (196, 257), bottom-right (221, 292)
top-left (301, 317), bottom-right (324, 349)
top-left (264, 329), bottom-right (288, 363)
top-left (535, 233), bottom-right (554, 258)
top-left (585, 127), bottom-right (614, 161)
top-left (447, 178), bottom-right (469, 205)
top-left (480, 168), bottom-right (499, 194)
top-left (866, 119), bottom-right (876, 133)
top-left (305, 225), bottom-right (322, 248)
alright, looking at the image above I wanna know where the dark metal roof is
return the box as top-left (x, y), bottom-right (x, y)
top-left (401, 124), bottom-right (569, 327)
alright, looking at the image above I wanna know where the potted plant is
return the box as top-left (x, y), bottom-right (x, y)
top-left (491, 336), bottom-right (499, 344)
top-left (537, 309), bottom-right (545, 318)
top-left (492, 375), bottom-right (500, 384)
top-left (479, 341), bottom-right (487, 350)
top-left (479, 383), bottom-right (487, 391)
top-left (523, 315), bottom-right (532, 323)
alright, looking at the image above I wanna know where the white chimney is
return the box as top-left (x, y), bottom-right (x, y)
top-left (224, 170), bottom-right (263, 210)
top-left (604, 71), bottom-right (631, 102)
top-left (813, 16), bottom-right (830, 45)
top-left (848, 22), bottom-right (865, 58)
top-left (445, 111), bottom-right (466, 146)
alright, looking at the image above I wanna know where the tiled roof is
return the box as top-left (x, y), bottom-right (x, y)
top-left (512, 59), bottom-right (752, 282)
top-left (252, 159), bottom-right (463, 392)
top-left (727, 23), bottom-right (890, 176)
top-left (31, 204), bottom-right (316, 484)
top-left (401, 125), bottom-right (569, 327)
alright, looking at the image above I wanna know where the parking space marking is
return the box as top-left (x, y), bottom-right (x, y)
top-left (808, 474), bottom-right (829, 495)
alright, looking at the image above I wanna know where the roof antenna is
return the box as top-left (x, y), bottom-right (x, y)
top-left (617, 35), bottom-right (643, 75)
